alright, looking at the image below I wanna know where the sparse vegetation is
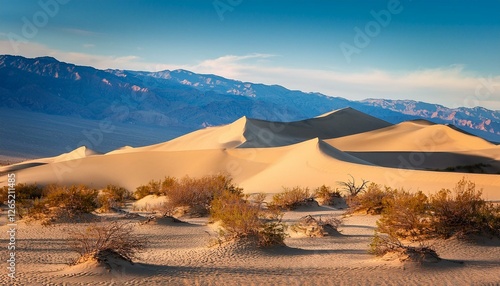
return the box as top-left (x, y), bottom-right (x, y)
top-left (97, 184), bottom-right (130, 212)
top-left (134, 179), bottom-right (162, 199)
top-left (270, 186), bottom-right (312, 210)
top-left (376, 189), bottom-right (431, 240)
top-left (348, 183), bottom-right (395, 214)
top-left (291, 215), bottom-right (342, 237)
top-left (313, 185), bottom-right (341, 205)
top-left (163, 174), bottom-right (243, 217)
top-left (375, 178), bottom-right (500, 241)
top-left (68, 221), bottom-right (146, 265)
top-left (429, 179), bottom-right (500, 238)
top-left (29, 184), bottom-right (98, 225)
top-left (210, 189), bottom-right (287, 247)
top-left (1, 183), bottom-right (43, 218)
top-left (369, 232), bottom-right (440, 263)
top-left (338, 175), bottom-right (369, 197)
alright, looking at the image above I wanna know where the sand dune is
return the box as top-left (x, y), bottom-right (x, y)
top-left (326, 120), bottom-right (496, 152)
top-left (1, 108), bottom-right (499, 201)
top-left (2, 108), bottom-right (500, 285)
top-left (119, 107), bottom-right (393, 153)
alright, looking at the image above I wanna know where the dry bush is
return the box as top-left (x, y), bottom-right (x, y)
top-left (376, 189), bottom-right (430, 241)
top-left (429, 178), bottom-right (500, 238)
top-left (349, 183), bottom-right (395, 214)
top-left (162, 174), bottom-right (242, 217)
top-left (210, 190), bottom-right (259, 237)
top-left (97, 184), bottom-right (130, 212)
top-left (369, 232), bottom-right (440, 263)
top-left (69, 221), bottom-right (146, 264)
top-left (376, 178), bottom-right (500, 241)
top-left (134, 179), bottom-right (162, 199)
top-left (291, 215), bottom-right (342, 237)
top-left (210, 190), bottom-right (287, 247)
top-left (29, 184), bottom-right (98, 225)
top-left (1, 183), bottom-right (43, 218)
top-left (270, 186), bottom-right (312, 210)
top-left (313, 185), bottom-right (341, 205)
top-left (338, 175), bottom-right (369, 197)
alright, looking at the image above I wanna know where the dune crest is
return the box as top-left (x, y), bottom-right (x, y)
top-left (1, 108), bottom-right (499, 200)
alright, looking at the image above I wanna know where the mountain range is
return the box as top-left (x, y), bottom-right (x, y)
top-left (0, 55), bottom-right (499, 159)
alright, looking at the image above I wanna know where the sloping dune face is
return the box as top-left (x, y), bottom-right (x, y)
top-left (1, 108), bottom-right (499, 200)
top-left (240, 107), bottom-right (393, 148)
top-left (326, 120), bottom-right (496, 152)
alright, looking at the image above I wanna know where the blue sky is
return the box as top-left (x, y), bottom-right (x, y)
top-left (1, 0), bottom-right (499, 109)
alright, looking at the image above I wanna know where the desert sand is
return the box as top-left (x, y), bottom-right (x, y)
top-left (2, 108), bottom-right (499, 200)
top-left (1, 107), bottom-right (500, 285)
top-left (1, 205), bottom-right (500, 285)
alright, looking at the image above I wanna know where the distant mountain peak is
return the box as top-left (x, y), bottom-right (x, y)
top-left (1, 54), bottom-right (499, 144)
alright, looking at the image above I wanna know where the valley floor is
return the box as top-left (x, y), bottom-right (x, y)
top-left (1, 206), bottom-right (499, 285)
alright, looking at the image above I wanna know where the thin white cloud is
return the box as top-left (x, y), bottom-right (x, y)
top-left (60, 28), bottom-right (101, 37)
top-left (0, 40), bottom-right (499, 110)
top-left (83, 43), bottom-right (95, 48)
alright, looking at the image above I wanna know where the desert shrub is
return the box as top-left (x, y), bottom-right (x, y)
top-left (210, 190), bottom-right (287, 247)
top-left (291, 215), bottom-right (342, 237)
top-left (376, 189), bottom-right (430, 240)
top-left (211, 190), bottom-right (259, 236)
top-left (270, 186), bottom-right (312, 210)
top-left (159, 176), bottom-right (178, 195)
top-left (369, 232), bottom-right (440, 263)
top-left (134, 179), bottom-right (162, 199)
top-left (338, 175), bottom-right (369, 197)
top-left (97, 185), bottom-right (130, 212)
top-left (29, 184), bottom-right (98, 224)
top-left (249, 193), bottom-right (268, 209)
top-left (313, 185), bottom-right (341, 205)
top-left (349, 183), bottom-right (395, 214)
top-left (69, 221), bottom-right (146, 264)
top-left (0, 183), bottom-right (43, 218)
top-left (376, 178), bottom-right (500, 241)
top-left (257, 214), bottom-right (287, 247)
top-left (163, 174), bottom-right (242, 217)
top-left (429, 179), bottom-right (500, 238)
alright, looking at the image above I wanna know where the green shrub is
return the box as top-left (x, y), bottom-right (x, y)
top-left (313, 185), bottom-right (341, 205)
top-left (271, 186), bottom-right (312, 210)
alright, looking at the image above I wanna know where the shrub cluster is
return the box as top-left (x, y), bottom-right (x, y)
top-left (30, 184), bottom-right (99, 224)
top-left (270, 186), bottom-right (312, 210)
top-left (1, 183), bottom-right (43, 218)
top-left (210, 190), bottom-right (287, 247)
top-left (376, 178), bottom-right (500, 241)
top-left (134, 174), bottom-right (243, 217)
top-left (1, 183), bottom-right (132, 224)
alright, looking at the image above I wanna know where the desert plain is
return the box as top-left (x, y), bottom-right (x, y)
top-left (1, 108), bottom-right (500, 285)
